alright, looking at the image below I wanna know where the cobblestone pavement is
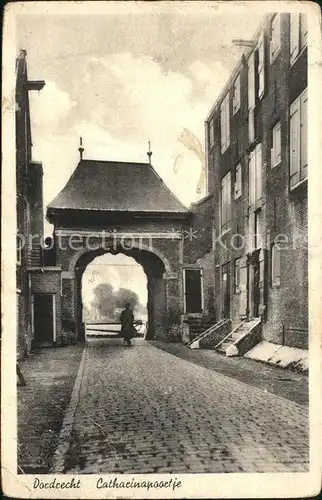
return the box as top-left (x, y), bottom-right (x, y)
top-left (150, 341), bottom-right (308, 407)
top-left (17, 345), bottom-right (84, 473)
top-left (63, 338), bottom-right (309, 474)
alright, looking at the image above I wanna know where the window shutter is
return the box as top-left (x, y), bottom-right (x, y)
top-left (249, 152), bottom-right (256, 211)
top-left (255, 143), bottom-right (262, 203)
top-left (290, 14), bottom-right (300, 64)
top-left (221, 179), bottom-right (225, 228)
top-left (225, 95), bottom-right (230, 150)
top-left (290, 98), bottom-right (301, 187)
top-left (275, 122), bottom-right (281, 164)
top-left (239, 256), bottom-right (248, 317)
top-left (301, 89), bottom-right (308, 180)
top-left (226, 172), bottom-right (231, 226)
top-left (220, 102), bottom-right (225, 153)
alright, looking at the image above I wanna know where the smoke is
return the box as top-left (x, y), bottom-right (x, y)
top-left (85, 283), bottom-right (144, 321)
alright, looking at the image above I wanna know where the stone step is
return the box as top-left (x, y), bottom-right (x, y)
top-left (217, 341), bottom-right (235, 352)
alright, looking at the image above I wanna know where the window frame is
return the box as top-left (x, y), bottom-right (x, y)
top-left (220, 92), bottom-right (230, 154)
top-left (17, 234), bottom-right (22, 266)
top-left (220, 171), bottom-right (232, 231)
top-left (234, 162), bottom-right (242, 200)
top-left (257, 33), bottom-right (265, 99)
top-left (271, 243), bottom-right (281, 287)
top-left (270, 14), bottom-right (281, 63)
top-left (271, 121), bottom-right (282, 168)
top-left (232, 74), bottom-right (241, 115)
top-left (248, 143), bottom-right (262, 213)
top-left (290, 13), bottom-right (308, 66)
top-left (208, 118), bottom-right (215, 148)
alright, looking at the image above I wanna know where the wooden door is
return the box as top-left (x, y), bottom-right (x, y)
top-left (33, 294), bottom-right (54, 344)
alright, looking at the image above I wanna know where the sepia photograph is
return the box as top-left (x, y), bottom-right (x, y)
top-left (2, 1), bottom-right (321, 498)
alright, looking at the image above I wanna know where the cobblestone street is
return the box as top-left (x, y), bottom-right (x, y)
top-left (57, 338), bottom-right (309, 474)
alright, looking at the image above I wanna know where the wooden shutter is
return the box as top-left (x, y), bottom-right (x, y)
top-left (290, 14), bottom-right (300, 64)
top-left (220, 100), bottom-right (226, 153)
top-left (300, 89), bottom-right (308, 180)
top-left (275, 122), bottom-right (281, 165)
top-left (225, 95), bottom-right (230, 149)
top-left (255, 143), bottom-right (262, 204)
top-left (249, 151), bottom-right (256, 212)
top-left (226, 171), bottom-right (231, 226)
top-left (290, 97), bottom-right (301, 187)
top-left (239, 257), bottom-right (248, 317)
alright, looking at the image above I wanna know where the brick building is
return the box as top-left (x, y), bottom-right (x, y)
top-left (16, 50), bottom-right (62, 357)
top-left (203, 13), bottom-right (308, 349)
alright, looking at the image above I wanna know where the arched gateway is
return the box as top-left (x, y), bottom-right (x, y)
top-left (46, 159), bottom-right (190, 342)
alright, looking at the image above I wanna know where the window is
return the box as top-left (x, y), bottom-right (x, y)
top-left (271, 243), bottom-right (281, 286)
top-left (271, 121), bottom-right (281, 168)
top-left (17, 235), bottom-right (22, 265)
top-left (184, 268), bottom-right (203, 314)
top-left (248, 108), bottom-right (256, 144)
top-left (221, 171), bottom-right (231, 230)
top-left (233, 74), bottom-right (240, 114)
top-left (290, 89), bottom-right (307, 188)
top-left (234, 163), bottom-right (242, 199)
top-left (270, 14), bottom-right (281, 62)
top-left (290, 13), bottom-right (308, 64)
top-left (248, 53), bottom-right (255, 111)
top-left (257, 34), bottom-right (265, 99)
top-left (220, 93), bottom-right (230, 153)
top-left (249, 143), bottom-right (262, 212)
top-left (208, 118), bottom-right (215, 148)
top-left (234, 259), bottom-right (240, 294)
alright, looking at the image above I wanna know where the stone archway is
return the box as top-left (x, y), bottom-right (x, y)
top-left (72, 244), bottom-right (168, 341)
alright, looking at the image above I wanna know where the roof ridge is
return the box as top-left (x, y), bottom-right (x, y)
top-left (81, 159), bottom-right (150, 166)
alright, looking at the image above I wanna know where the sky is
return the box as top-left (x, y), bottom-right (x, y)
top-left (16, 4), bottom-right (263, 309)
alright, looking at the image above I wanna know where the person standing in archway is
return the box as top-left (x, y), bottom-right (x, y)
top-left (120, 303), bottom-right (135, 346)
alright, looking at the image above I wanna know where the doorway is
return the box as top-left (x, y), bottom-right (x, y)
top-left (32, 294), bottom-right (56, 345)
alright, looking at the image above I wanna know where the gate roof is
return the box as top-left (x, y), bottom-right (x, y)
top-left (47, 159), bottom-right (189, 215)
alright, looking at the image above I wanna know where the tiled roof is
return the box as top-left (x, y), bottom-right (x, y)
top-left (47, 160), bottom-right (189, 214)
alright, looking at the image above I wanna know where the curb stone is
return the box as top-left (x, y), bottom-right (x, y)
top-left (50, 346), bottom-right (87, 473)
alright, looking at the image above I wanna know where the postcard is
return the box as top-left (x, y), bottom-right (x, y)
top-left (2, 1), bottom-right (321, 498)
